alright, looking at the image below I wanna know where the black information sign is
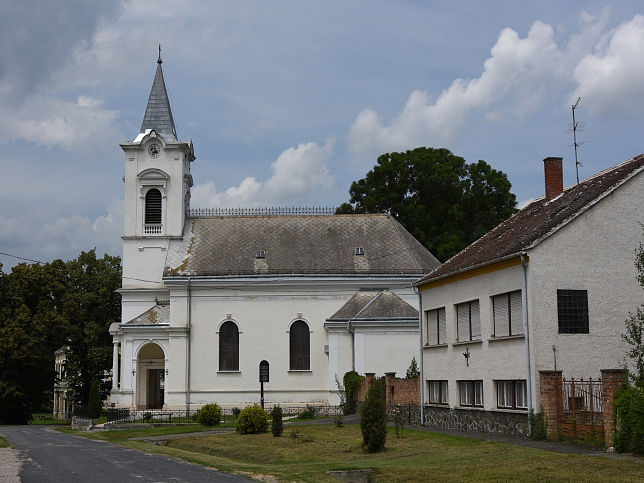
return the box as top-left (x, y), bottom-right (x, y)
top-left (259, 360), bottom-right (269, 382)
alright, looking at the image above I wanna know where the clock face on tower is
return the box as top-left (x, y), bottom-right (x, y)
top-left (148, 143), bottom-right (160, 158)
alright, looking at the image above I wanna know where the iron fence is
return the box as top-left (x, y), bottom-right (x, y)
top-left (562, 377), bottom-right (603, 415)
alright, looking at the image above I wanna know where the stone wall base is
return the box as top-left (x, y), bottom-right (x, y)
top-left (423, 406), bottom-right (528, 437)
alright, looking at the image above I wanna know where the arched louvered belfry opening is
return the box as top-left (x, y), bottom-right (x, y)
top-left (145, 188), bottom-right (162, 225)
top-left (219, 321), bottom-right (239, 371)
top-left (289, 320), bottom-right (310, 370)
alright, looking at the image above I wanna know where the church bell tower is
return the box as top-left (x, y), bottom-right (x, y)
top-left (121, 49), bottom-right (195, 290)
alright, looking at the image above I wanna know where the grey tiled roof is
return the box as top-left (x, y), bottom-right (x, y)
top-left (164, 214), bottom-right (440, 277)
top-left (123, 302), bottom-right (170, 326)
top-left (140, 61), bottom-right (177, 141)
top-left (417, 154), bottom-right (644, 285)
top-left (328, 290), bottom-right (418, 320)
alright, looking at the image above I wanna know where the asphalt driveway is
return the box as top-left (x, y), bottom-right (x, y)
top-left (0, 425), bottom-right (250, 483)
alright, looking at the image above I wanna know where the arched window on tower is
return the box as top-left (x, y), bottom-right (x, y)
top-left (144, 188), bottom-right (162, 234)
top-left (289, 320), bottom-right (310, 370)
top-left (219, 321), bottom-right (239, 371)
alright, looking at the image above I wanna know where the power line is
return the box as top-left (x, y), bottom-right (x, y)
top-left (0, 251), bottom-right (44, 264)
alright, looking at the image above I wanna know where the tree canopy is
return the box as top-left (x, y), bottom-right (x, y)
top-left (0, 250), bottom-right (121, 423)
top-left (337, 147), bottom-right (517, 261)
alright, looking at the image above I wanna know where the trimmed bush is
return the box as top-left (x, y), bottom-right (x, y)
top-left (343, 371), bottom-right (364, 415)
top-left (614, 385), bottom-right (644, 454)
top-left (360, 379), bottom-right (386, 452)
top-left (236, 404), bottom-right (269, 434)
top-left (271, 405), bottom-right (284, 437)
top-left (197, 403), bottom-right (222, 426)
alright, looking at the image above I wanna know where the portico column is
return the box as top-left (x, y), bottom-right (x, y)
top-left (112, 342), bottom-right (119, 390)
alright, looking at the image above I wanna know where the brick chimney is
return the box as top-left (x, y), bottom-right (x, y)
top-left (543, 157), bottom-right (563, 201)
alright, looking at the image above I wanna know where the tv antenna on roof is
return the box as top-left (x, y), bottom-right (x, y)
top-left (570, 97), bottom-right (585, 184)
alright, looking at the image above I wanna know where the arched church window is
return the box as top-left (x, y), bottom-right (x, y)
top-left (219, 321), bottom-right (239, 371)
top-left (145, 188), bottom-right (162, 225)
top-left (289, 320), bottom-right (310, 370)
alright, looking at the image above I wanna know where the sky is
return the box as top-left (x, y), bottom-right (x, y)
top-left (2, 1), bottom-right (644, 269)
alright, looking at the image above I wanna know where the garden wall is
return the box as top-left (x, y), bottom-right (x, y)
top-left (422, 406), bottom-right (528, 436)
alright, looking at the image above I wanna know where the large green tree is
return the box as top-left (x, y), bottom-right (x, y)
top-left (337, 147), bottom-right (517, 261)
top-left (0, 250), bottom-right (121, 423)
top-left (63, 250), bottom-right (121, 406)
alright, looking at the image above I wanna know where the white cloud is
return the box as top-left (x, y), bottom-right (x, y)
top-left (347, 12), bottom-right (617, 156)
top-left (0, 199), bottom-right (123, 268)
top-left (0, 94), bottom-right (119, 151)
top-left (572, 15), bottom-right (644, 116)
top-left (191, 140), bottom-right (334, 208)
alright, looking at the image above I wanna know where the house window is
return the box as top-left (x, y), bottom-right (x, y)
top-left (492, 290), bottom-right (523, 337)
top-left (459, 380), bottom-right (483, 407)
top-left (428, 380), bottom-right (448, 404)
top-left (426, 307), bottom-right (446, 345)
top-left (145, 188), bottom-right (162, 225)
top-left (289, 320), bottom-right (310, 370)
top-left (456, 300), bottom-right (480, 342)
top-left (496, 380), bottom-right (527, 410)
top-left (557, 289), bottom-right (589, 334)
top-left (219, 321), bottom-right (239, 371)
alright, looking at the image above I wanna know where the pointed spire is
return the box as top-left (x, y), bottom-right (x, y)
top-left (140, 46), bottom-right (177, 141)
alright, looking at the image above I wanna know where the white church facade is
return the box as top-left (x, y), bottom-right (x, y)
top-left (109, 55), bottom-right (440, 410)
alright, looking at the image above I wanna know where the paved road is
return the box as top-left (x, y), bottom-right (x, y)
top-left (0, 425), bottom-right (251, 483)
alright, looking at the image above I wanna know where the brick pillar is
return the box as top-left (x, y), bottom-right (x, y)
top-left (365, 373), bottom-right (375, 386)
top-left (601, 369), bottom-right (626, 448)
top-left (539, 370), bottom-right (562, 440)
top-left (385, 372), bottom-right (396, 405)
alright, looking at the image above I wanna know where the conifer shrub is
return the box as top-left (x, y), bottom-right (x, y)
top-left (197, 403), bottom-right (222, 426)
top-left (236, 404), bottom-right (269, 434)
top-left (343, 371), bottom-right (364, 415)
top-left (360, 379), bottom-right (386, 452)
top-left (88, 379), bottom-right (102, 419)
top-left (271, 405), bottom-right (284, 437)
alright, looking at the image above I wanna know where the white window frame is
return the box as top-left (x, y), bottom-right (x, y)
top-left (458, 380), bottom-right (483, 407)
top-left (426, 307), bottom-right (446, 345)
top-left (492, 290), bottom-right (523, 337)
top-left (456, 300), bottom-right (481, 342)
top-left (428, 380), bottom-right (448, 404)
top-left (496, 380), bottom-right (527, 410)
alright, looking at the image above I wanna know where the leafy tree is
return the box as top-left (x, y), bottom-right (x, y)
top-left (0, 250), bottom-right (121, 423)
top-left (406, 357), bottom-right (419, 379)
top-left (0, 260), bottom-right (70, 423)
top-left (623, 236), bottom-right (644, 387)
top-left (360, 378), bottom-right (386, 452)
top-left (63, 250), bottom-right (121, 406)
top-left (337, 147), bottom-right (517, 261)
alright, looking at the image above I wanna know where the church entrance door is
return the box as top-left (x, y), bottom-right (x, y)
top-left (136, 343), bottom-right (165, 409)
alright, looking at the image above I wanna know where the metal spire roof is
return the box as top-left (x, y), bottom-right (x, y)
top-left (140, 47), bottom-right (177, 141)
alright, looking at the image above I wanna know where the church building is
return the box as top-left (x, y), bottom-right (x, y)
top-left (109, 55), bottom-right (440, 410)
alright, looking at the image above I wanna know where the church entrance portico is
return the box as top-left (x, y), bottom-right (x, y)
top-left (136, 342), bottom-right (166, 409)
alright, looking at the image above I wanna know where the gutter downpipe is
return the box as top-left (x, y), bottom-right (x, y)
top-left (520, 252), bottom-right (533, 435)
top-left (186, 278), bottom-right (192, 415)
top-left (413, 284), bottom-right (424, 425)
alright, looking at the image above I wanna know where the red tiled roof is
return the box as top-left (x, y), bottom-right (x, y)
top-left (416, 154), bottom-right (644, 286)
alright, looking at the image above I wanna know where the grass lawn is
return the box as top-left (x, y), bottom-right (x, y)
top-left (29, 413), bottom-right (70, 425)
top-left (84, 423), bottom-right (644, 482)
top-left (0, 436), bottom-right (10, 448)
top-left (57, 423), bottom-right (231, 441)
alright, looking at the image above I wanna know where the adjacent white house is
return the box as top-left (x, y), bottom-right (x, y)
top-left (108, 56), bottom-right (440, 410)
top-left (416, 155), bottom-right (644, 431)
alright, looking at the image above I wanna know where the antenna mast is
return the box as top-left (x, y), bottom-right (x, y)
top-left (572, 97), bottom-right (582, 184)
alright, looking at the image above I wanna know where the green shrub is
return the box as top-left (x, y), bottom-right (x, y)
top-left (528, 410), bottom-right (547, 440)
top-left (236, 404), bottom-right (269, 434)
top-left (343, 371), bottom-right (364, 415)
top-left (360, 379), bottom-right (386, 452)
top-left (271, 405), bottom-right (284, 437)
top-left (232, 407), bottom-right (241, 420)
top-left (143, 411), bottom-right (152, 422)
top-left (298, 404), bottom-right (316, 420)
top-left (614, 385), bottom-right (644, 454)
top-left (198, 403), bottom-right (222, 426)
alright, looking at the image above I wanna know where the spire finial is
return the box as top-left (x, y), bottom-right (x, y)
top-left (157, 44), bottom-right (162, 64)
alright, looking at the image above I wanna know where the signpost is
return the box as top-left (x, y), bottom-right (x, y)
top-left (259, 360), bottom-right (269, 409)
